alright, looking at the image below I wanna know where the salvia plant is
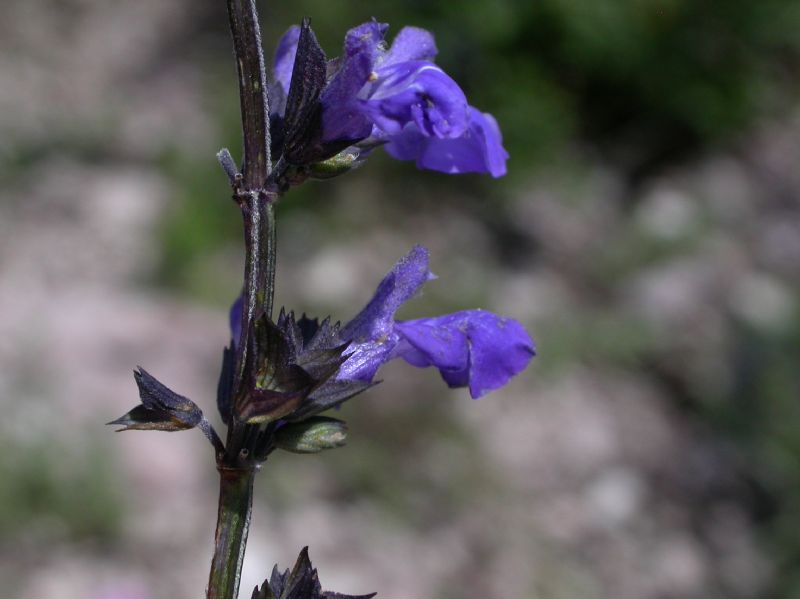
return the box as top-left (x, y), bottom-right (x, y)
top-left (108, 2), bottom-right (535, 598)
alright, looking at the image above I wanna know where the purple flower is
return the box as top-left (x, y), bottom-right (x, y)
top-left (394, 311), bottom-right (532, 398)
top-left (384, 107), bottom-right (509, 177)
top-left (338, 246), bottom-right (534, 398)
top-left (271, 20), bottom-right (508, 177)
top-left (231, 247), bottom-right (534, 400)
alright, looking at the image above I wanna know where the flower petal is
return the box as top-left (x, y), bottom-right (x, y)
top-left (320, 21), bottom-right (387, 143)
top-left (384, 106), bottom-right (509, 177)
top-left (394, 310), bottom-right (534, 398)
top-left (341, 245), bottom-right (433, 341)
top-left (338, 245), bottom-right (434, 381)
top-left (383, 27), bottom-right (438, 66)
top-left (320, 70), bottom-right (373, 143)
top-left (335, 338), bottom-right (397, 382)
top-left (344, 20), bottom-right (388, 59)
top-left (361, 61), bottom-right (469, 138)
top-left (273, 25), bottom-right (301, 96)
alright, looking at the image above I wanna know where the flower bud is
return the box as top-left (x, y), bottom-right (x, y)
top-left (308, 150), bottom-right (362, 180)
top-left (274, 417), bottom-right (348, 453)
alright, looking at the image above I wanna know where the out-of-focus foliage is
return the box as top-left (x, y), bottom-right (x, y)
top-left (0, 434), bottom-right (122, 542)
top-left (519, 0), bottom-right (800, 175)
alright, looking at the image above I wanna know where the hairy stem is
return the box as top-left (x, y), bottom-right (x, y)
top-left (225, 193), bottom-right (277, 461)
top-left (207, 468), bottom-right (257, 599)
top-left (227, 0), bottom-right (271, 188)
top-left (241, 192), bottom-right (277, 354)
top-left (226, 0), bottom-right (276, 400)
top-left (209, 1), bottom-right (276, 598)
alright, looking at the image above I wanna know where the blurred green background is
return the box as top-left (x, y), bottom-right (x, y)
top-left (1, 1), bottom-right (799, 598)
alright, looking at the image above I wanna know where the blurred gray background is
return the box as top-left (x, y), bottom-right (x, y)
top-left (1, 1), bottom-right (799, 598)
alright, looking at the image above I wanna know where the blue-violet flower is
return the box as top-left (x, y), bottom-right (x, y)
top-left (231, 246), bottom-right (534, 399)
top-left (271, 20), bottom-right (509, 177)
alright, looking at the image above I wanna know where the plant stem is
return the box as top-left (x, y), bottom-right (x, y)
top-left (207, 467), bottom-right (257, 599)
top-left (226, 0), bottom-right (275, 399)
top-left (241, 191), bottom-right (277, 347)
top-left (225, 193), bottom-right (277, 460)
top-left (226, 0), bottom-right (271, 188)
top-left (208, 1), bottom-right (276, 598)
